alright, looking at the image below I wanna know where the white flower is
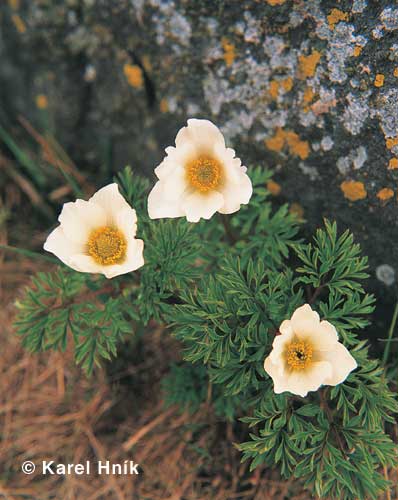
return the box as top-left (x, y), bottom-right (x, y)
top-left (44, 183), bottom-right (144, 279)
top-left (147, 118), bottom-right (253, 223)
top-left (264, 304), bottom-right (357, 397)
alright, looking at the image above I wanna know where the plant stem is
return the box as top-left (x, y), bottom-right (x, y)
top-left (0, 244), bottom-right (59, 263)
top-left (319, 388), bottom-right (347, 458)
top-left (219, 214), bottom-right (238, 244)
top-left (382, 300), bottom-right (398, 366)
top-left (309, 284), bottom-right (326, 304)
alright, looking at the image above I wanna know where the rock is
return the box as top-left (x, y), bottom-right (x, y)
top-left (1, 0), bottom-right (398, 304)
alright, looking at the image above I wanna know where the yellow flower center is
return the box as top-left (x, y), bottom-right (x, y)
top-left (286, 340), bottom-right (313, 370)
top-left (186, 156), bottom-right (222, 193)
top-left (87, 226), bottom-right (127, 266)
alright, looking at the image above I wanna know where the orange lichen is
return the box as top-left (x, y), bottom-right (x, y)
top-left (265, 128), bottom-right (310, 160)
top-left (353, 46), bottom-right (362, 57)
top-left (159, 98), bottom-right (169, 113)
top-left (394, 68), bottom-right (398, 78)
top-left (340, 181), bottom-right (367, 201)
top-left (377, 188), bottom-right (394, 201)
top-left (374, 74), bottom-right (385, 88)
top-left (388, 158), bottom-right (398, 170)
top-left (327, 9), bottom-right (348, 30)
top-left (266, 0), bottom-right (286, 5)
top-left (267, 180), bottom-right (281, 196)
top-left (222, 38), bottom-right (235, 67)
top-left (285, 131), bottom-right (310, 160)
top-left (298, 50), bottom-right (321, 79)
top-left (265, 128), bottom-right (285, 152)
top-left (302, 87), bottom-right (315, 111)
top-left (35, 95), bottom-right (48, 109)
top-left (281, 77), bottom-right (293, 92)
top-left (289, 202), bottom-right (304, 220)
top-left (123, 64), bottom-right (143, 88)
top-left (269, 80), bottom-right (280, 100)
top-left (311, 97), bottom-right (336, 115)
top-left (11, 14), bottom-right (26, 33)
top-left (141, 55), bottom-right (152, 72)
top-left (386, 137), bottom-right (398, 150)
top-left (8, 0), bottom-right (20, 9)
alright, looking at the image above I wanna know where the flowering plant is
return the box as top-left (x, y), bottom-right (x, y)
top-left (12, 121), bottom-right (398, 500)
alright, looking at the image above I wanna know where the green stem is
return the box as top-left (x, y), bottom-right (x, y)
top-left (0, 244), bottom-right (60, 264)
top-left (382, 300), bottom-right (398, 366)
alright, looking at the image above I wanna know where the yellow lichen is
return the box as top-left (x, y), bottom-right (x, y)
top-left (265, 128), bottom-right (285, 152)
top-left (159, 98), bottom-right (169, 113)
top-left (353, 45), bottom-right (362, 57)
top-left (285, 131), bottom-right (310, 160)
top-left (141, 55), bottom-right (152, 72)
top-left (123, 64), bottom-right (143, 88)
top-left (377, 188), bottom-right (394, 201)
top-left (266, 0), bottom-right (286, 5)
top-left (281, 77), bottom-right (293, 92)
top-left (394, 68), bottom-right (398, 78)
top-left (267, 180), bottom-right (281, 196)
top-left (11, 14), bottom-right (26, 33)
top-left (289, 202), bottom-right (304, 220)
top-left (269, 80), bottom-right (280, 100)
top-left (35, 94), bottom-right (48, 109)
top-left (265, 128), bottom-right (310, 160)
top-left (340, 181), bottom-right (367, 201)
top-left (8, 0), bottom-right (20, 9)
top-left (222, 38), bottom-right (235, 67)
top-left (388, 158), bottom-right (398, 170)
top-left (298, 50), bottom-right (321, 79)
top-left (302, 87), bottom-right (315, 111)
top-left (327, 8), bottom-right (348, 30)
top-left (374, 74), bottom-right (385, 88)
top-left (386, 137), bottom-right (398, 150)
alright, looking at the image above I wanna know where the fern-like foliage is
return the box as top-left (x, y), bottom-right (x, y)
top-left (15, 268), bottom-right (135, 374)
top-left (12, 166), bottom-right (398, 500)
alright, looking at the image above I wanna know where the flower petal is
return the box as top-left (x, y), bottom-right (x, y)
top-left (58, 199), bottom-right (107, 243)
top-left (43, 226), bottom-right (85, 271)
top-left (175, 118), bottom-right (225, 152)
top-left (264, 356), bottom-right (284, 391)
top-left (155, 144), bottom-right (196, 180)
top-left (291, 303), bottom-right (320, 336)
top-left (311, 320), bottom-right (339, 351)
top-left (69, 254), bottom-right (107, 274)
top-left (115, 207), bottom-right (138, 238)
top-left (182, 190), bottom-right (224, 222)
top-left (101, 238), bottom-right (145, 279)
top-left (284, 361), bottom-right (333, 397)
top-left (279, 319), bottom-right (293, 336)
top-left (218, 172), bottom-right (253, 214)
top-left (147, 181), bottom-right (185, 219)
top-left (89, 183), bottom-right (131, 225)
top-left (322, 342), bottom-right (357, 386)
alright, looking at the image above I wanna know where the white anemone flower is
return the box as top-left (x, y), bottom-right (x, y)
top-left (147, 118), bottom-right (253, 222)
top-left (44, 183), bottom-right (144, 279)
top-left (264, 304), bottom-right (357, 397)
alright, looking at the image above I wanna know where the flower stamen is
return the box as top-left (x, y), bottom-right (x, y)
top-left (286, 340), bottom-right (313, 370)
top-left (186, 156), bottom-right (222, 193)
top-left (88, 226), bottom-right (127, 265)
